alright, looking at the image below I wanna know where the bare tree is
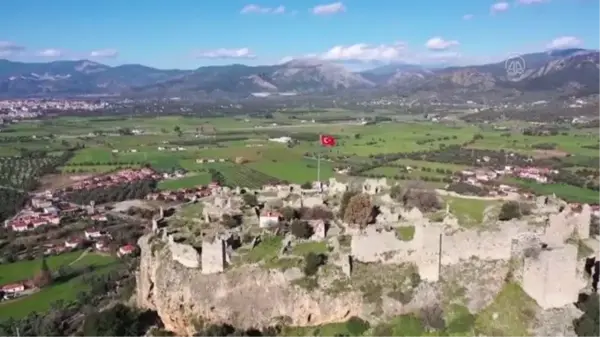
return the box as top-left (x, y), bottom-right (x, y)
top-left (343, 194), bottom-right (374, 227)
top-left (391, 181), bottom-right (441, 212)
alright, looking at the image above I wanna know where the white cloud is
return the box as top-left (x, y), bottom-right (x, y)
top-left (194, 48), bottom-right (255, 59)
top-left (425, 37), bottom-right (459, 51)
top-left (279, 40), bottom-right (475, 66)
top-left (491, 2), bottom-right (509, 13)
top-left (240, 4), bottom-right (285, 14)
top-left (37, 49), bottom-right (62, 57)
top-left (278, 56), bottom-right (295, 64)
top-left (320, 42), bottom-right (406, 62)
top-left (312, 2), bottom-right (346, 15)
top-left (546, 36), bottom-right (583, 50)
top-left (89, 49), bottom-right (119, 58)
top-left (462, 14), bottom-right (474, 20)
top-left (0, 41), bottom-right (25, 57)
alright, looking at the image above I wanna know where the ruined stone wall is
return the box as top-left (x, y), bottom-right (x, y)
top-left (201, 239), bottom-right (226, 274)
top-left (350, 221), bottom-right (533, 282)
top-left (440, 222), bottom-right (533, 265)
top-left (544, 205), bottom-right (592, 245)
top-left (521, 245), bottom-right (584, 309)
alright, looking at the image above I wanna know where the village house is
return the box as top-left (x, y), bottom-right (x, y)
top-left (44, 244), bottom-right (67, 255)
top-left (259, 211), bottom-right (281, 228)
top-left (7, 213), bottom-right (61, 232)
top-left (64, 238), bottom-right (81, 249)
top-left (514, 167), bottom-right (553, 184)
top-left (91, 214), bottom-right (108, 222)
top-left (84, 228), bottom-right (105, 240)
top-left (68, 168), bottom-right (162, 192)
top-left (95, 240), bottom-right (110, 252)
top-left (118, 244), bottom-right (136, 257)
top-left (31, 197), bottom-right (52, 209)
top-left (1, 283), bottom-right (26, 297)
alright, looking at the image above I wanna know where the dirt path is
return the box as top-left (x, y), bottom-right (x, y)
top-left (436, 189), bottom-right (520, 201)
top-left (68, 248), bottom-right (90, 266)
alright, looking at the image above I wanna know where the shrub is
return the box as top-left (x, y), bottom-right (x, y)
top-left (242, 193), bottom-right (258, 207)
top-left (301, 206), bottom-right (334, 220)
top-left (532, 142), bottom-right (557, 150)
top-left (280, 206), bottom-right (297, 221)
top-left (221, 214), bottom-right (242, 229)
top-left (300, 181), bottom-right (313, 189)
top-left (498, 201), bottom-right (531, 221)
top-left (343, 193), bottom-right (373, 227)
top-left (419, 306), bottom-right (446, 331)
top-left (574, 293), bottom-right (599, 337)
top-left (291, 220), bottom-right (313, 239)
top-left (303, 252), bottom-right (326, 276)
top-left (345, 317), bottom-right (370, 336)
top-left (83, 304), bottom-right (151, 336)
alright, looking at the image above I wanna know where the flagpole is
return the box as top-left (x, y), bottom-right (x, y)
top-left (317, 151), bottom-right (321, 183)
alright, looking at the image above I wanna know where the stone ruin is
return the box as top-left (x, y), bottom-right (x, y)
top-left (202, 194), bottom-right (243, 223)
top-left (163, 176), bottom-right (598, 311)
top-left (348, 196), bottom-right (596, 310)
top-left (201, 238), bottom-right (227, 275)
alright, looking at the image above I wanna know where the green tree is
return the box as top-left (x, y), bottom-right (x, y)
top-left (498, 201), bottom-right (528, 221)
top-left (242, 193), bottom-right (258, 207)
top-left (291, 220), bottom-right (313, 239)
top-left (82, 304), bottom-right (144, 336)
top-left (303, 252), bottom-right (326, 276)
top-left (33, 257), bottom-right (52, 288)
top-left (574, 293), bottom-right (599, 337)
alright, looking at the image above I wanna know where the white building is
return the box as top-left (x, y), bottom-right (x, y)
top-left (268, 136), bottom-right (292, 144)
top-left (259, 211), bottom-right (281, 228)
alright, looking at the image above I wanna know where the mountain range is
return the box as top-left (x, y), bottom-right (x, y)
top-left (0, 48), bottom-right (598, 99)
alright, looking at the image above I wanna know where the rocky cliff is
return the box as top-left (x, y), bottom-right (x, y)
top-left (136, 234), bottom-right (363, 336)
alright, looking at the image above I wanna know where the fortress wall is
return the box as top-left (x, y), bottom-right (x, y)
top-left (522, 251), bottom-right (547, 307)
top-left (440, 225), bottom-right (528, 265)
top-left (417, 224), bottom-right (443, 282)
top-left (545, 212), bottom-right (576, 245)
top-left (351, 223), bottom-right (444, 281)
top-left (201, 239), bottom-right (226, 275)
top-left (351, 227), bottom-right (416, 263)
top-left (575, 205), bottom-right (591, 240)
top-left (522, 245), bottom-right (581, 309)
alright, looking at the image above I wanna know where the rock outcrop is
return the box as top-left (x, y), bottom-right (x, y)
top-left (136, 235), bottom-right (363, 335)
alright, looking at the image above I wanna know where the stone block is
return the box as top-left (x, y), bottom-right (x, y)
top-left (169, 241), bottom-right (201, 269)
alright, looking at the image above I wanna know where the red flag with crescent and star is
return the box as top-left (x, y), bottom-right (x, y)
top-left (320, 134), bottom-right (336, 147)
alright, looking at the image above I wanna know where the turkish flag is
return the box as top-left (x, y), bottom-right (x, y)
top-left (320, 134), bottom-right (336, 147)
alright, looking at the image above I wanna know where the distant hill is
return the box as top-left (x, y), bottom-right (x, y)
top-left (0, 49), bottom-right (597, 99)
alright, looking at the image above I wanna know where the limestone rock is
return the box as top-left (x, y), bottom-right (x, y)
top-left (168, 241), bottom-right (201, 269)
top-left (137, 233), bottom-right (363, 335)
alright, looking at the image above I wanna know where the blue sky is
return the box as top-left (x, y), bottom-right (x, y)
top-left (0, 0), bottom-right (598, 69)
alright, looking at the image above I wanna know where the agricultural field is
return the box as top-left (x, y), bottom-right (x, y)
top-left (0, 251), bottom-right (119, 319)
top-left (0, 152), bottom-right (72, 189)
top-left (0, 113), bottom-right (598, 202)
top-left (158, 173), bottom-right (212, 190)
